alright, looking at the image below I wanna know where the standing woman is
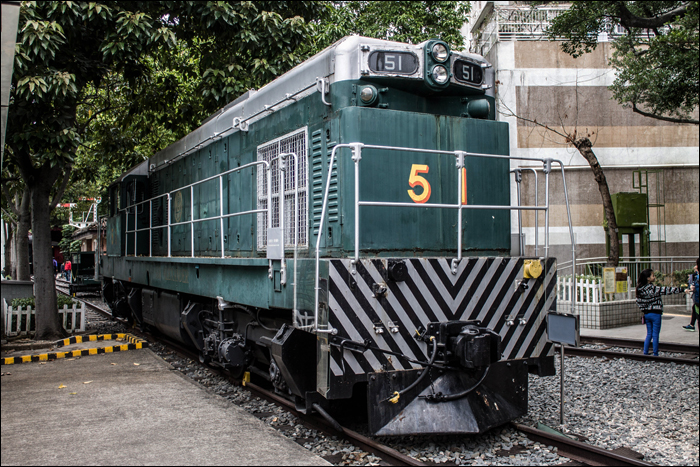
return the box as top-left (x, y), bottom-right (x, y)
top-left (636, 269), bottom-right (686, 356)
top-left (682, 257), bottom-right (699, 331)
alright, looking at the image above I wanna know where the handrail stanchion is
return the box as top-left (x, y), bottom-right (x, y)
top-left (293, 157), bottom-right (298, 325)
top-left (190, 185), bottom-right (195, 258)
top-left (219, 175), bottom-right (225, 258)
top-left (314, 144), bottom-right (351, 335)
top-left (167, 193), bottom-right (172, 258)
top-left (544, 159), bottom-right (551, 258)
top-left (279, 156), bottom-right (287, 284)
top-left (149, 200), bottom-right (153, 257)
top-left (133, 206), bottom-right (137, 257)
top-left (522, 168), bottom-right (539, 256)
top-left (454, 151), bottom-right (466, 274)
top-left (555, 160), bottom-right (577, 315)
top-left (267, 163), bottom-right (273, 280)
top-left (510, 169), bottom-right (523, 256)
top-left (351, 143), bottom-right (363, 272)
top-left (279, 152), bottom-right (300, 327)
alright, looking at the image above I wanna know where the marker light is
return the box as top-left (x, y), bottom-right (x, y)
top-left (431, 65), bottom-right (449, 84)
top-left (431, 43), bottom-right (449, 62)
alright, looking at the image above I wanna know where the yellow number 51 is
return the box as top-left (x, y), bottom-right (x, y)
top-left (408, 164), bottom-right (431, 203)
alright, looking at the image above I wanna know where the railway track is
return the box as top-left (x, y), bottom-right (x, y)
top-left (51, 286), bottom-right (423, 465)
top-left (512, 423), bottom-right (655, 466)
top-left (53, 283), bottom-right (665, 465)
top-left (55, 278), bottom-right (71, 296)
top-left (557, 336), bottom-right (699, 366)
top-left (138, 331), bottom-right (424, 466)
top-left (137, 327), bottom-right (659, 466)
top-left (580, 336), bottom-right (699, 355)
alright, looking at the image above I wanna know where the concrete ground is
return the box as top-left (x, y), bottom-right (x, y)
top-left (1, 348), bottom-right (330, 466)
top-left (581, 313), bottom-right (700, 346)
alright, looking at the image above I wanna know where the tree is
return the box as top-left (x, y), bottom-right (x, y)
top-left (71, 1), bottom-right (473, 204)
top-left (306, 1), bottom-right (471, 53)
top-left (6, 1), bottom-right (466, 341)
top-left (498, 91), bottom-right (621, 267)
top-left (6, 1), bottom-right (324, 340)
top-left (543, 1), bottom-right (699, 124)
top-left (0, 178), bottom-right (31, 280)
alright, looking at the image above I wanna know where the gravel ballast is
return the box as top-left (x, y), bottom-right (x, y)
top-left (82, 306), bottom-right (699, 466)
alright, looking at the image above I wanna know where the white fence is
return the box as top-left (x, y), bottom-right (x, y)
top-left (3, 299), bottom-right (86, 337)
top-left (557, 276), bottom-right (633, 304)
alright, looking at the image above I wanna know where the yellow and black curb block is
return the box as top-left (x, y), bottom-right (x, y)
top-left (1, 334), bottom-right (148, 365)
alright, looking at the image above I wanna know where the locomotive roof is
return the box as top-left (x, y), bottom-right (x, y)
top-left (121, 36), bottom-right (493, 180)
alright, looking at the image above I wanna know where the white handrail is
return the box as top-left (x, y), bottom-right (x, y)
top-left (313, 143), bottom-right (578, 333)
top-left (121, 160), bottom-right (271, 258)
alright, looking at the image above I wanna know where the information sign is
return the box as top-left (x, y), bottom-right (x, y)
top-left (603, 267), bottom-right (615, 294)
top-left (615, 267), bottom-right (628, 294)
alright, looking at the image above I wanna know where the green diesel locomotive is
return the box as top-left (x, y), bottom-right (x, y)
top-left (100, 36), bottom-right (574, 435)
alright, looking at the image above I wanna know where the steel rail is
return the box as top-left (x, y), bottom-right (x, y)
top-left (555, 344), bottom-right (699, 365)
top-left (580, 336), bottom-right (699, 355)
top-left (138, 328), bottom-right (425, 466)
top-left (244, 381), bottom-right (425, 467)
top-left (512, 423), bottom-right (656, 466)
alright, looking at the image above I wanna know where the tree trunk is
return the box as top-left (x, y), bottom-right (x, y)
top-left (574, 137), bottom-right (620, 267)
top-left (3, 224), bottom-right (13, 278)
top-left (30, 166), bottom-right (66, 341)
top-left (15, 186), bottom-right (31, 281)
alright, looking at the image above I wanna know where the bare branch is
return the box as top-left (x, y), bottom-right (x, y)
top-left (1, 207), bottom-right (18, 226)
top-left (498, 98), bottom-right (571, 140)
top-left (632, 103), bottom-right (700, 125)
top-left (50, 166), bottom-right (73, 210)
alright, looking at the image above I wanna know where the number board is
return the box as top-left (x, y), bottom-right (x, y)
top-left (368, 51), bottom-right (419, 74)
top-left (453, 59), bottom-right (483, 85)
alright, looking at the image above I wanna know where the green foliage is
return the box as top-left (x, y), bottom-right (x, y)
top-left (11, 295), bottom-right (75, 309)
top-left (67, 1), bottom-right (472, 200)
top-left (672, 268), bottom-right (694, 287)
top-left (543, 1), bottom-right (699, 123)
top-left (58, 224), bottom-right (80, 254)
top-left (306, 1), bottom-right (470, 54)
top-left (650, 269), bottom-right (693, 287)
top-left (6, 1), bottom-right (325, 181)
top-left (7, 1), bottom-right (472, 210)
top-left (652, 270), bottom-right (666, 286)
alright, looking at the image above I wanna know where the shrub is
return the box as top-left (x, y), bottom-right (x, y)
top-left (10, 296), bottom-right (76, 309)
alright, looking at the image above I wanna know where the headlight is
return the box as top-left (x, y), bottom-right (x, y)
top-left (359, 85), bottom-right (378, 105)
top-left (431, 65), bottom-right (449, 84)
top-left (431, 43), bottom-right (449, 62)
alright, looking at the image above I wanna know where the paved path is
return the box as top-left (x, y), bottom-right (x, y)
top-left (1, 348), bottom-right (330, 466)
top-left (581, 314), bottom-right (700, 346)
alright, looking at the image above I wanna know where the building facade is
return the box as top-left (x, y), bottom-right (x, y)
top-left (465, 2), bottom-right (699, 268)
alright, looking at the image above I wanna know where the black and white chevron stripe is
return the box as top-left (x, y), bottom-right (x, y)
top-left (327, 257), bottom-right (557, 376)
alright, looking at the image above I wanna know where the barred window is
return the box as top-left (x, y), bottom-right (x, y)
top-left (257, 127), bottom-right (308, 250)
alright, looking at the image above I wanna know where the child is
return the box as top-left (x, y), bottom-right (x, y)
top-left (636, 269), bottom-right (686, 356)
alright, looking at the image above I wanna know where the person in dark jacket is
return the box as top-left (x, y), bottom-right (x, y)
top-left (636, 269), bottom-right (686, 356)
top-left (683, 258), bottom-right (699, 331)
